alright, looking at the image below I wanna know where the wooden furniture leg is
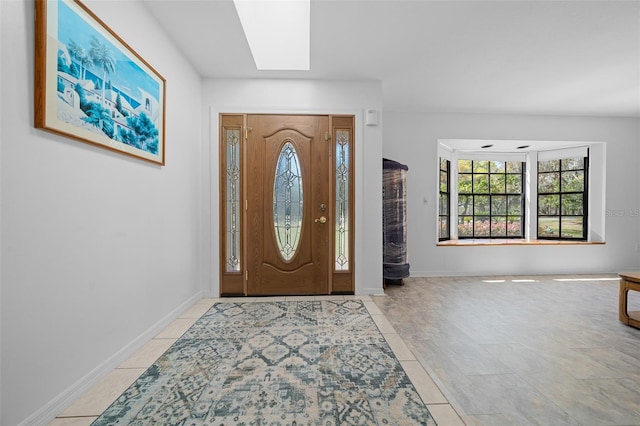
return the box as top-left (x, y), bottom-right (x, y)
top-left (619, 280), bottom-right (630, 324)
top-left (618, 272), bottom-right (640, 329)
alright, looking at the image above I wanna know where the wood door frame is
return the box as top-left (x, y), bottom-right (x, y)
top-left (219, 113), bottom-right (355, 296)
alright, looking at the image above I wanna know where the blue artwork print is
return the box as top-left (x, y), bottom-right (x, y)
top-left (54, 0), bottom-right (161, 156)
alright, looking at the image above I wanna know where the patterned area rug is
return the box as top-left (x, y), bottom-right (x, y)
top-left (92, 300), bottom-right (436, 425)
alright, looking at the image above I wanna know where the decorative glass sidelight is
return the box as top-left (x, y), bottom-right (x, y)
top-left (335, 130), bottom-right (350, 270)
top-left (225, 129), bottom-right (241, 272)
top-left (273, 141), bottom-right (303, 261)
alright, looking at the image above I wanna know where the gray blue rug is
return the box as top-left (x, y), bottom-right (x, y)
top-left (92, 300), bottom-right (436, 425)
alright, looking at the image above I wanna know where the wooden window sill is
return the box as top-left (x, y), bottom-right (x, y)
top-left (437, 239), bottom-right (605, 246)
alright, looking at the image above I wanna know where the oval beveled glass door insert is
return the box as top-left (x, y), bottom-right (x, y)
top-left (273, 141), bottom-right (303, 261)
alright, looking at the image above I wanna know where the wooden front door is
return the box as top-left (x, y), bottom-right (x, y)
top-left (246, 115), bottom-right (330, 295)
top-left (219, 114), bottom-right (354, 296)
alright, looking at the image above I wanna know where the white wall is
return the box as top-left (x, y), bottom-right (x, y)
top-left (383, 112), bottom-right (640, 276)
top-left (201, 79), bottom-right (384, 296)
top-left (0, 1), bottom-right (203, 425)
top-left (2, 1), bottom-right (632, 423)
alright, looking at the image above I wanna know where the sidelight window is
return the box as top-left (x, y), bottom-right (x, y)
top-left (225, 129), bottom-right (241, 271)
top-left (335, 130), bottom-right (350, 270)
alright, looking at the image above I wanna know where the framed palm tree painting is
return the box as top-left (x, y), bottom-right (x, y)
top-left (35, 0), bottom-right (166, 165)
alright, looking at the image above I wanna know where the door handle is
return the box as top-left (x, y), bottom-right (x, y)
top-left (314, 216), bottom-right (327, 224)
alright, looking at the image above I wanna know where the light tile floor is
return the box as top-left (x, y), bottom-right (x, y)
top-left (374, 275), bottom-right (640, 426)
top-left (50, 295), bottom-right (463, 425)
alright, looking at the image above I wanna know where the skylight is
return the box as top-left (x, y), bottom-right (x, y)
top-left (233, 0), bottom-right (310, 71)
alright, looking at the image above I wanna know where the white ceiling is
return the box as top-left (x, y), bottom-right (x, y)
top-left (143, 0), bottom-right (640, 118)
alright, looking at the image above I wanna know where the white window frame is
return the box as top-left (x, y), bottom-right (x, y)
top-left (437, 139), bottom-right (606, 243)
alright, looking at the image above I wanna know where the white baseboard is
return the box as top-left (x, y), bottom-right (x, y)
top-left (19, 291), bottom-right (205, 426)
top-left (360, 287), bottom-right (386, 296)
top-left (409, 269), bottom-right (620, 278)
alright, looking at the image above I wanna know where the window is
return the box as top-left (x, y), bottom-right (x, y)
top-left (437, 140), bottom-right (602, 244)
top-left (457, 160), bottom-right (524, 238)
top-left (438, 158), bottom-right (450, 240)
top-left (335, 128), bottom-right (351, 270)
top-left (537, 155), bottom-right (588, 240)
